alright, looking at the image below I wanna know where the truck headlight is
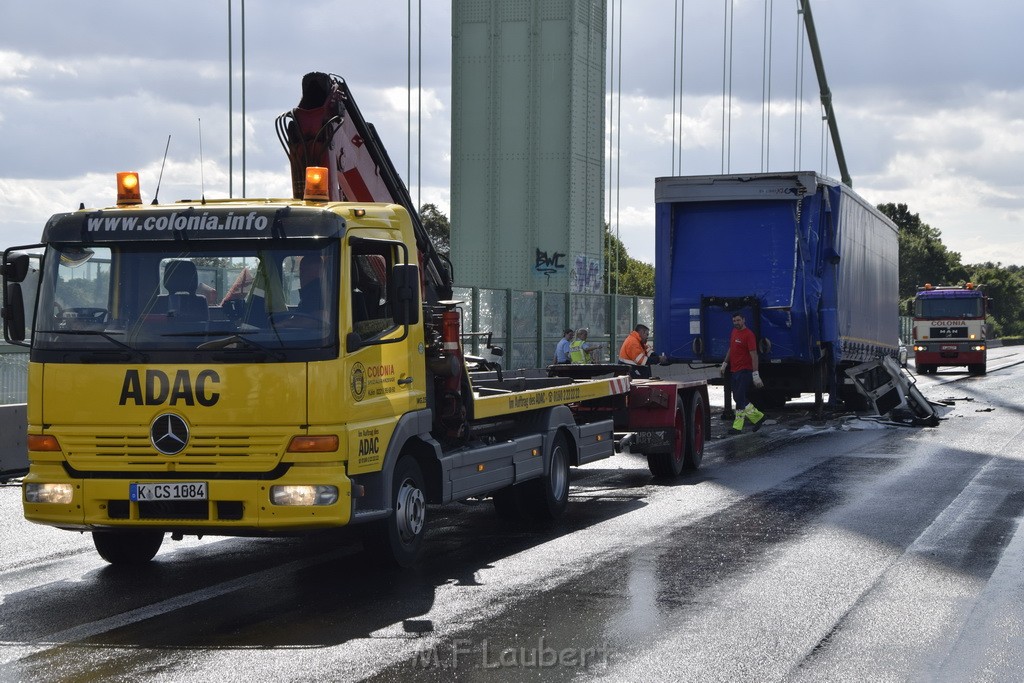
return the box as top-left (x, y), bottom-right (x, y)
top-left (270, 485), bottom-right (338, 506)
top-left (24, 483), bottom-right (74, 504)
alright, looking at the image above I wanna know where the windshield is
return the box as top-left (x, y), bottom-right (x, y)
top-left (915, 296), bottom-right (984, 319)
top-left (32, 241), bottom-right (340, 363)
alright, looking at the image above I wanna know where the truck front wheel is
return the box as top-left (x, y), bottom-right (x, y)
top-left (366, 456), bottom-right (427, 568)
top-left (92, 530), bottom-right (164, 565)
top-left (522, 432), bottom-right (571, 520)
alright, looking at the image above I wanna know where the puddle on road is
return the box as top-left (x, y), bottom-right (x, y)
top-left (363, 456), bottom-right (900, 682)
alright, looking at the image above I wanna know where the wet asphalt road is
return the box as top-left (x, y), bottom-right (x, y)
top-left (2, 347), bottom-right (1024, 682)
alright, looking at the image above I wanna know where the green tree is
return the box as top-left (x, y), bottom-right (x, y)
top-left (419, 203), bottom-right (450, 256)
top-left (877, 202), bottom-right (965, 301)
top-left (603, 224), bottom-right (654, 296)
top-left (962, 262), bottom-right (1024, 337)
top-left (877, 202), bottom-right (1024, 338)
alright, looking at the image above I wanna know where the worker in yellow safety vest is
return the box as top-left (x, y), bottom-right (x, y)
top-left (569, 328), bottom-right (604, 364)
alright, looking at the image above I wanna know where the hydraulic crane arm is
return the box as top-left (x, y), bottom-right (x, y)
top-left (800, 0), bottom-right (852, 187)
top-left (276, 72), bottom-right (453, 302)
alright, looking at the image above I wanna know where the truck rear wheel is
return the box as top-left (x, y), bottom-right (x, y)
top-left (684, 391), bottom-right (705, 471)
top-left (365, 456), bottom-right (427, 568)
top-left (92, 530), bottom-right (164, 565)
top-left (968, 363), bottom-right (987, 376)
top-left (521, 432), bottom-right (571, 520)
top-left (647, 401), bottom-right (686, 478)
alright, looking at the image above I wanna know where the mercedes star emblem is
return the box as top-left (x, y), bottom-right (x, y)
top-left (150, 413), bottom-right (189, 455)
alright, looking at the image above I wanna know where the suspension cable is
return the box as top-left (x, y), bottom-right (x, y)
top-left (721, 0), bottom-right (734, 174)
top-left (672, 0), bottom-right (686, 175)
top-left (672, 0), bottom-right (679, 174)
top-left (407, 0), bottom-right (412, 185)
top-left (760, 0), bottom-right (774, 172)
top-left (678, 1), bottom-right (685, 174)
top-left (793, 1), bottom-right (805, 169)
top-left (821, 110), bottom-right (829, 176)
top-left (417, 0), bottom-right (422, 208)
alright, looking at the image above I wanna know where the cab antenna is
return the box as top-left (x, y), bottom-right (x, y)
top-left (151, 135), bottom-right (171, 205)
top-left (198, 118), bottom-right (207, 204)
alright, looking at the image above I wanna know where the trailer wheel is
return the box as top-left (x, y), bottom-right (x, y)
top-left (365, 456), bottom-right (427, 568)
top-left (92, 530), bottom-right (164, 565)
top-left (646, 400), bottom-right (686, 478)
top-left (683, 391), bottom-right (705, 471)
top-left (491, 486), bottom-right (523, 520)
top-left (522, 432), bottom-right (571, 520)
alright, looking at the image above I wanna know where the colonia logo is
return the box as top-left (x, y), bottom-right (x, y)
top-left (119, 369), bottom-right (220, 406)
top-left (350, 363), bottom-right (366, 402)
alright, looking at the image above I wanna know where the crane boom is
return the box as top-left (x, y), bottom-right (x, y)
top-left (800, 0), bottom-right (851, 187)
top-left (276, 72), bottom-right (453, 302)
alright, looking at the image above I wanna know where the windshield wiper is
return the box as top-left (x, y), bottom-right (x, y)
top-left (42, 329), bottom-right (149, 362)
top-left (197, 334), bottom-right (286, 360)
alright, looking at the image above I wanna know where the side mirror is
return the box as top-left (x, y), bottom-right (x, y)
top-left (1, 253), bottom-right (30, 283)
top-left (345, 331), bottom-right (363, 354)
top-left (390, 264), bottom-right (420, 326)
top-left (4, 282), bottom-right (27, 343)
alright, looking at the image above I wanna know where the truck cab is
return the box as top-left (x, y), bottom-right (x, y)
top-left (911, 283), bottom-right (989, 375)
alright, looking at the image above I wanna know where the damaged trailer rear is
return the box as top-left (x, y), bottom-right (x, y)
top-left (654, 172), bottom-right (900, 410)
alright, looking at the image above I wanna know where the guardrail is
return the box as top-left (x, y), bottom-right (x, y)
top-left (1, 343), bottom-right (29, 405)
top-left (1, 346), bottom-right (29, 479)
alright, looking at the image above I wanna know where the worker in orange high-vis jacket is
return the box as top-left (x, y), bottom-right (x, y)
top-left (617, 324), bottom-right (665, 379)
top-left (719, 312), bottom-right (766, 434)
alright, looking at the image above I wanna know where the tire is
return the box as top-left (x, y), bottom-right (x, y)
top-left (521, 432), bottom-right (571, 520)
top-left (646, 400), bottom-right (686, 478)
top-left (684, 391), bottom-right (706, 471)
top-left (491, 486), bottom-right (524, 520)
top-left (968, 363), bottom-right (987, 376)
top-left (917, 364), bottom-right (934, 375)
top-left (366, 456), bottom-right (428, 568)
top-left (92, 530), bottom-right (164, 565)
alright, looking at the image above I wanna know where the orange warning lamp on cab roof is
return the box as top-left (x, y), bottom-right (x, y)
top-left (304, 166), bottom-right (329, 201)
top-left (965, 282), bottom-right (974, 289)
top-left (116, 172), bottom-right (142, 206)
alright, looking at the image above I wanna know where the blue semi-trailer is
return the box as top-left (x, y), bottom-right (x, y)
top-left (653, 172), bottom-right (899, 408)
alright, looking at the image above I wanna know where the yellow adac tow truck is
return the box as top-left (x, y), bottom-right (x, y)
top-left (1, 73), bottom-right (708, 566)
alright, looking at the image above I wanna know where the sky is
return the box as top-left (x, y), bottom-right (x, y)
top-left (2, 0), bottom-right (1023, 268)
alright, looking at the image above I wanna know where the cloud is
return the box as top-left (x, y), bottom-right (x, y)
top-left (2, 0), bottom-right (1023, 272)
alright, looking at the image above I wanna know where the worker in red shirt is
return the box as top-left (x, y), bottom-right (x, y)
top-left (618, 324), bottom-right (665, 379)
top-left (719, 313), bottom-right (766, 434)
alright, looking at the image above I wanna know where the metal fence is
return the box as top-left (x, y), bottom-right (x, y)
top-left (0, 290), bottom-right (654, 406)
top-left (0, 344), bottom-right (29, 405)
top-left (453, 287), bottom-right (653, 370)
